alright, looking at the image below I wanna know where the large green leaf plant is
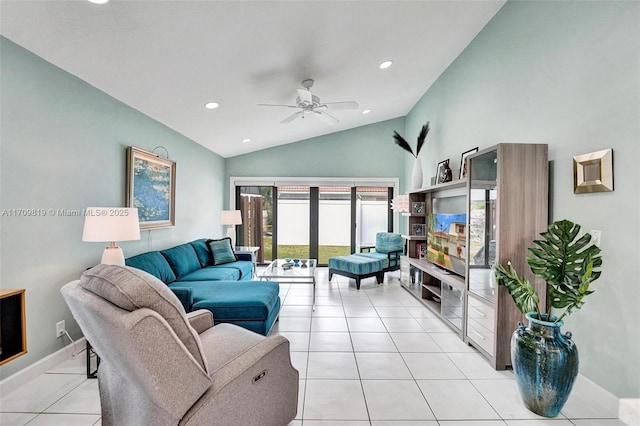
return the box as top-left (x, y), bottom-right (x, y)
top-left (495, 219), bottom-right (603, 322)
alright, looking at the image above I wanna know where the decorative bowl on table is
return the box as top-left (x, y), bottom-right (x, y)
top-left (285, 258), bottom-right (292, 263)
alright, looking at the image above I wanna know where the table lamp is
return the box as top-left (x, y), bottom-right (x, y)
top-left (82, 207), bottom-right (141, 265)
top-left (220, 210), bottom-right (242, 248)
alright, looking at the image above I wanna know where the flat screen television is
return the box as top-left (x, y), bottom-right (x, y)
top-left (427, 213), bottom-right (467, 277)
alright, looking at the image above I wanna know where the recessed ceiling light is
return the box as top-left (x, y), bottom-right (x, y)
top-left (204, 101), bottom-right (220, 109)
top-left (242, 138), bottom-right (251, 143)
top-left (379, 60), bottom-right (393, 70)
top-left (362, 109), bottom-right (372, 115)
top-left (87, 0), bottom-right (110, 4)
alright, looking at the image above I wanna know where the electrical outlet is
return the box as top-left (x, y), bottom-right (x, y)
top-left (56, 320), bottom-right (65, 338)
top-left (590, 229), bottom-right (602, 246)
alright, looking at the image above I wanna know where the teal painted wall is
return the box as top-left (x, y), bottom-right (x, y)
top-left (405, 1), bottom-right (639, 397)
top-left (225, 117), bottom-right (407, 204)
top-left (0, 37), bottom-right (226, 379)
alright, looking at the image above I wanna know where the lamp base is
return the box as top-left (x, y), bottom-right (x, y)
top-left (226, 226), bottom-right (236, 248)
top-left (101, 246), bottom-right (125, 266)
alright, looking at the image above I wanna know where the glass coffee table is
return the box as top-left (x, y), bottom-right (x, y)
top-left (260, 259), bottom-right (317, 306)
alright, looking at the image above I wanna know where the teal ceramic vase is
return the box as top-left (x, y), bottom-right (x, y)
top-left (511, 312), bottom-right (579, 418)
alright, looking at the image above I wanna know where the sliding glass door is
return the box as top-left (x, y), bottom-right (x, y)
top-left (318, 187), bottom-right (352, 264)
top-left (356, 186), bottom-right (392, 251)
top-left (276, 186), bottom-right (310, 260)
top-left (236, 186), bottom-right (273, 263)
top-left (235, 181), bottom-right (395, 266)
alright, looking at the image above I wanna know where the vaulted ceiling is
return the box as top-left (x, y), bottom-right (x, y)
top-left (1, 1), bottom-right (505, 158)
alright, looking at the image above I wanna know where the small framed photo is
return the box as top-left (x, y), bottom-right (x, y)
top-left (459, 147), bottom-right (479, 179)
top-left (436, 159), bottom-right (452, 184)
top-left (412, 202), bottom-right (425, 214)
top-left (411, 224), bottom-right (426, 236)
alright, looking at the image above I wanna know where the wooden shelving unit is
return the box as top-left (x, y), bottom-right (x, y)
top-left (399, 143), bottom-right (548, 370)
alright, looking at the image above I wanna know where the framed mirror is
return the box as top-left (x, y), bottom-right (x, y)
top-left (573, 149), bottom-right (613, 194)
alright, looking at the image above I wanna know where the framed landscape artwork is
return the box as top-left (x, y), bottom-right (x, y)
top-left (126, 147), bottom-right (176, 229)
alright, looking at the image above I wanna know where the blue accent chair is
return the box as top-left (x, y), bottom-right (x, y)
top-left (328, 232), bottom-right (404, 289)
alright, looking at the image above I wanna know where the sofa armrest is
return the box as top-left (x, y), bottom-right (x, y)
top-left (186, 309), bottom-right (214, 334)
top-left (169, 287), bottom-right (194, 312)
top-left (235, 252), bottom-right (252, 262)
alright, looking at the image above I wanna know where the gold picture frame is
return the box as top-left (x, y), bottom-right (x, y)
top-left (126, 147), bottom-right (176, 229)
top-left (573, 149), bottom-right (613, 194)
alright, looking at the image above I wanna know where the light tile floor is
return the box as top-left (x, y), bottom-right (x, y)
top-left (0, 268), bottom-right (628, 425)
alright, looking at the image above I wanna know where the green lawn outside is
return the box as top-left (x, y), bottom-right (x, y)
top-left (261, 237), bottom-right (350, 265)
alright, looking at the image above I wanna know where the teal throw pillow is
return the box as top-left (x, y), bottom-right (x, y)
top-left (207, 238), bottom-right (237, 265)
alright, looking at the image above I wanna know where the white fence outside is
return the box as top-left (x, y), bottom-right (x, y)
top-left (276, 200), bottom-right (388, 246)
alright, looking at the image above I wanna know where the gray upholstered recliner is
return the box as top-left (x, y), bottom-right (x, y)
top-left (61, 264), bottom-right (298, 426)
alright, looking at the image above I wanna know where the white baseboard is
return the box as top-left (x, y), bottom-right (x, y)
top-left (574, 374), bottom-right (639, 425)
top-left (0, 337), bottom-right (86, 398)
top-left (620, 398), bottom-right (640, 426)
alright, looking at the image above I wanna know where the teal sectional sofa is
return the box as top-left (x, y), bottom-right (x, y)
top-left (124, 238), bottom-right (280, 335)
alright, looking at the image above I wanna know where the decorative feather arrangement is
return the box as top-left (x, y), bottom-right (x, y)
top-left (393, 122), bottom-right (430, 158)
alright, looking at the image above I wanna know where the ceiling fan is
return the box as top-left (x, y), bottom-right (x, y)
top-left (259, 79), bottom-right (358, 125)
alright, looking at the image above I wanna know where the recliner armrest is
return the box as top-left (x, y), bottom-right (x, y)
top-left (169, 287), bottom-right (194, 312)
top-left (186, 309), bottom-right (214, 334)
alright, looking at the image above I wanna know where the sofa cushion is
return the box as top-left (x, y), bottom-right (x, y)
top-left (179, 266), bottom-right (241, 282)
top-left (161, 243), bottom-right (201, 279)
top-left (185, 281), bottom-right (280, 321)
top-left (375, 232), bottom-right (403, 254)
top-left (207, 238), bottom-right (237, 265)
top-left (80, 264), bottom-right (206, 371)
top-left (190, 239), bottom-right (212, 267)
top-left (170, 280), bottom-right (281, 335)
top-left (125, 251), bottom-right (177, 284)
top-left (216, 260), bottom-right (253, 281)
top-left (356, 252), bottom-right (390, 269)
top-left (329, 254), bottom-right (385, 275)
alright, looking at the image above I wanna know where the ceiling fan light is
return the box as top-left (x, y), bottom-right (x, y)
top-left (87, 0), bottom-right (110, 4)
top-left (204, 101), bottom-right (220, 109)
top-left (379, 60), bottom-right (393, 69)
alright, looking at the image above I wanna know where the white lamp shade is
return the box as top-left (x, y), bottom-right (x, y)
top-left (82, 207), bottom-right (141, 242)
top-left (220, 210), bottom-right (242, 226)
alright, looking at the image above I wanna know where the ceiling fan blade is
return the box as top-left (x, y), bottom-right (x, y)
top-left (322, 101), bottom-right (359, 110)
top-left (258, 103), bottom-right (299, 108)
top-left (297, 88), bottom-right (313, 104)
top-left (314, 110), bottom-right (338, 126)
top-left (281, 110), bottom-right (303, 123)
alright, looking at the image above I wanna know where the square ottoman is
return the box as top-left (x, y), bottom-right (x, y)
top-left (328, 254), bottom-right (385, 290)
